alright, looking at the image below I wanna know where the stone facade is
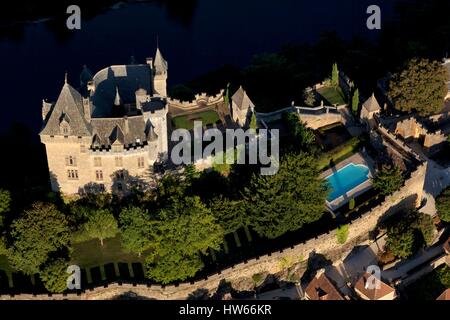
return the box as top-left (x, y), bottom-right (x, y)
top-left (40, 49), bottom-right (170, 195)
top-left (394, 117), bottom-right (447, 154)
top-left (40, 50), bottom-right (253, 195)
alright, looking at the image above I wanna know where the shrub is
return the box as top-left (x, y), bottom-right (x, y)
top-left (336, 224), bottom-right (349, 244)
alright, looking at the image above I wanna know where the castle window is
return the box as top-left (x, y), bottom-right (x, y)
top-left (65, 156), bottom-right (77, 167)
top-left (115, 157), bottom-right (123, 167)
top-left (138, 157), bottom-right (145, 169)
top-left (95, 170), bottom-right (103, 181)
top-left (94, 157), bottom-right (102, 167)
top-left (67, 170), bottom-right (79, 180)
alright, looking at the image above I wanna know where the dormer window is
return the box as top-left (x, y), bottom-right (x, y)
top-left (59, 113), bottom-right (71, 135)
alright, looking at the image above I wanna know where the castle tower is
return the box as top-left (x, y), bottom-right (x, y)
top-left (153, 46), bottom-right (168, 97)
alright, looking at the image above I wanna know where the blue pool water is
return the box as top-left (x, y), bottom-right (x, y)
top-left (326, 163), bottom-right (370, 202)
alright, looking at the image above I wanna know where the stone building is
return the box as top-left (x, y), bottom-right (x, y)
top-left (40, 48), bottom-right (253, 195)
top-left (360, 93), bottom-right (381, 130)
top-left (40, 48), bottom-right (170, 195)
top-left (231, 86), bottom-right (254, 127)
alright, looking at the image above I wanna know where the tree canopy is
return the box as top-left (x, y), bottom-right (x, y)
top-left (331, 63), bottom-right (339, 87)
top-left (8, 202), bottom-right (70, 275)
top-left (39, 258), bottom-right (69, 293)
top-left (386, 210), bottom-right (435, 259)
top-left (436, 187), bottom-right (450, 222)
top-left (0, 189), bottom-right (11, 227)
top-left (373, 165), bottom-right (404, 196)
top-left (144, 196), bottom-right (224, 284)
top-left (352, 88), bottom-right (360, 116)
top-left (243, 153), bottom-right (328, 239)
top-left (119, 206), bottom-right (152, 256)
top-left (81, 209), bottom-right (119, 246)
top-left (388, 58), bottom-right (448, 116)
top-left (282, 113), bottom-right (317, 154)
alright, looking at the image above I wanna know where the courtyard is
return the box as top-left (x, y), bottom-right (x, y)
top-left (171, 110), bottom-right (221, 130)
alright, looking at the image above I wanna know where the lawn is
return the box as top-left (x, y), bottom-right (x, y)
top-left (71, 235), bottom-right (143, 269)
top-left (172, 110), bottom-right (221, 130)
top-left (317, 86), bottom-right (346, 106)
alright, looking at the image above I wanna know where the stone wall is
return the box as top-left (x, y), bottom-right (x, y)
top-left (256, 105), bottom-right (344, 130)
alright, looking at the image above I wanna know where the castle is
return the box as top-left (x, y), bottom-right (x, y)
top-left (40, 48), bottom-right (254, 195)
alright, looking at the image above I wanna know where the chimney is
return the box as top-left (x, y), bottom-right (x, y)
top-left (83, 98), bottom-right (91, 121)
top-left (146, 57), bottom-right (153, 69)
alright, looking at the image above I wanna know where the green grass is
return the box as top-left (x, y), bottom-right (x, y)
top-left (71, 235), bottom-right (143, 269)
top-left (172, 110), bottom-right (220, 130)
top-left (317, 86), bottom-right (346, 106)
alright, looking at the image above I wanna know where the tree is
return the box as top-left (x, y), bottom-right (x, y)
top-left (388, 58), bottom-right (448, 116)
top-left (331, 63), bottom-right (339, 87)
top-left (386, 225), bottom-right (416, 259)
top-left (209, 196), bottom-right (246, 234)
top-left (39, 258), bottom-right (69, 293)
top-left (81, 209), bottom-right (118, 246)
top-left (8, 202), bottom-right (70, 275)
top-left (385, 210), bottom-right (435, 258)
top-left (303, 89), bottom-right (315, 107)
top-left (336, 224), bottom-right (349, 244)
top-left (249, 112), bottom-right (258, 131)
top-left (282, 113), bottom-right (317, 153)
top-left (0, 189), bottom-right (11, 227)
top-left (119, 206), bottom-right (152, 257)
top-left (351, 88), bottom-right (360, 116)
top-left (436, 187), bottom-right (450, 222)
top-left (373, 165), bottom-right (404, 196)
top-left (144, 196), bottom-right (224, 284)
top-left (243, 153), bottom-right (328, 239)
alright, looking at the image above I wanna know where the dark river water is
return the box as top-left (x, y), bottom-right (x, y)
top-left (0, 0), bottom-right (399, 135)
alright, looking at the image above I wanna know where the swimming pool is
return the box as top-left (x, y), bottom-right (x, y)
top-left (325, 163), bottom-right (370, 202)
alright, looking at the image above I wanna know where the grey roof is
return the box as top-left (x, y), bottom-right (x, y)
top-left (91, 64), bottom-right (153, 117)
top-left (232, 86), bottom-right (254, 110)
top-left (362, 94), bottom-right (381, 112)
top-left (90, 116), bottom-right (148, 147)
top-left (154, 48), bottom-right (168, 75)
top-left (145, 121), bottom-right (158, 141)
top-left (40, 82), bottom-right (92, 137)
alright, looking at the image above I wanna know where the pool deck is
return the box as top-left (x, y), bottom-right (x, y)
top-left (320, 152), bottom-right (376, 211)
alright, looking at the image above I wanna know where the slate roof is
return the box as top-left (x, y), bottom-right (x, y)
top-left (40, 82), bottom-right (92, 137)
top-left (154, 47), bottom-right (168, 75)
top-left (354, 273), bottom-right (396, 300)
top-left (90, 116), bottom-right (148, 147)
top-left (91, 64), bottom-right (153, 117)
top-left (231, 86), bottom-right (254, 110)
top-left (362, 93), bottom-right (381, 113)
top-left (305, 272), bottom-right (344, 301)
